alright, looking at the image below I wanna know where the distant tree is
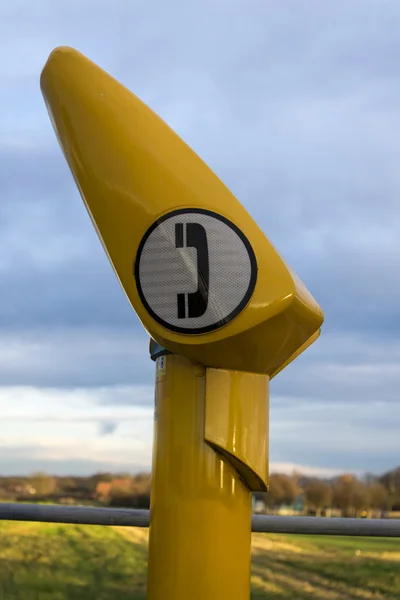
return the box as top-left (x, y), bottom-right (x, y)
top-left (58, 477), bottom-right (76, 490)
top-left (90, 472), bottom-right (115, 484)
top-left (266, 474), bottom-right (299, 507)
top-left (106, 476), bottom-right (150, 508)
top-left (95, 481), bottom-right (112, 501)
top-left (380, 468), bottom-right (400, 510)
top-left (134, 472), bottom-right (151, 484)
top-left (29, 472), bottom-right (57, 496)
top-left (132, 473), bottom-right (152, 495)
top-left (368, 481), bottom-right (388, 511)
top-left (351, 480), bottom-right (368, 512)
top-left (109, 477), bottom-right (134, 499)
top-left (303, 480), bottom-right (331, 514)
top-left (331, 475), bottom-right (368, 516)
top-left (380, 467), bottom-right (400, 490)
top-left (363, 472), bottom-right (377, 485)
top-left (281, 475), bottom-right (300, 505)
top-left (265, 475), bottom-right (283, 507)
top-left (0, 477), bottom-right (26, 493)
top-left (87, 472), bottom-right (115, 494)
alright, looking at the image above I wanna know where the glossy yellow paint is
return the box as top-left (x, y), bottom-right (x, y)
top-left (205, 368), bottom-right (269, 491)
top-left (270, 328), bottom-right (321, 379)
top-left (40, 46), bottom-right (323, 376)
top-left (148, 354), bottom-right (252, 600)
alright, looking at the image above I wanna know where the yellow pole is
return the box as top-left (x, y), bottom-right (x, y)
top-left (147, 354), bottom-right (253, 600)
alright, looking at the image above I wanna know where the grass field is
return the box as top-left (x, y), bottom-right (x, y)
top-left (0, 521), bottom-right (399, 599)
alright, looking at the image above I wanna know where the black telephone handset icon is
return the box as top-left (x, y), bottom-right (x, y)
top-left (175, 223), bottom-right (209, 319)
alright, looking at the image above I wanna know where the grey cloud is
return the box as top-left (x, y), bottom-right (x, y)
top-left (269, 398), bottom-right (399, 474)
top-left (94, 385), bottom-right (155, 407)
top-left (98, 421), bottom-right (119, 436)
top-left (0, 407), bottom-right (154, 422)
top-left (272, 332), bottom-right (400, 404)
top-left (268, 333), bottom-right (400, 473)
top-left (0, 328), bottom-right (154, 388)
top-left (0, 261), bottom-right (137, 330)
top-left (0, 445), bottom-right (146, 476)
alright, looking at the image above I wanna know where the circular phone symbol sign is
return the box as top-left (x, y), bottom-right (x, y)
top-left (135, 209), bottom-right (257, 334)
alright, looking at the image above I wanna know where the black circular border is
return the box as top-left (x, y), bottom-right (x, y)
top-left (134, 208), bottom-right (258, 335)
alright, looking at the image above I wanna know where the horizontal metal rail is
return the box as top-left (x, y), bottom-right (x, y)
top-left (0, 503), bottom-right (149, 528)
top-left (1, 503), bottom-right (400, 537)
top-left (251, 514), bottom-right (400, 537)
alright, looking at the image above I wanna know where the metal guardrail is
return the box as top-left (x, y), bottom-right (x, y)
top-left (1, 503), bottom-right (400, 537)
top-left (251, 514), bottom-right (400, 537)
top-left (0, 503), bottom-right (148, 528)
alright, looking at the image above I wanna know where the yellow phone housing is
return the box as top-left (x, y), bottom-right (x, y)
top-left (41, 47), bottom-right (323, 375)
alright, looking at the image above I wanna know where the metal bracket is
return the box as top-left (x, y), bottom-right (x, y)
top-left (149, 338), bottom-right (172, 361)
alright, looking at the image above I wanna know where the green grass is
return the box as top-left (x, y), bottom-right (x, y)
top-left (251, 533), bottom-right (400, 599)
top-left (0, 522), bottom-right (399, 599)
top-left (0, 522), bottom-right (147, 599)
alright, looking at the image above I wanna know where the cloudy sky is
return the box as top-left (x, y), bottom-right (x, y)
top-left (1, 0), bottom-right (399, 477)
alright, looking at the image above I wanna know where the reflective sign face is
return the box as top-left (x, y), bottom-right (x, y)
top-left (135, 209), bottom-right (257, 334)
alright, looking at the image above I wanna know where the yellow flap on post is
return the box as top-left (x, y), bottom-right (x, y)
top-left (205, 368), bottom-right (269, 492)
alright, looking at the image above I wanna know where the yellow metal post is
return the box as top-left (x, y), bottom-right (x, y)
top-left (148, 354), bottom-right (262, 600)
